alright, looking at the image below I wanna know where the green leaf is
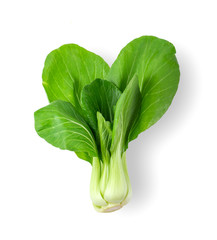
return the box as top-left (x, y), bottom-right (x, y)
top-left (111, 75), bottom-right (142, 152)
top-left (81, 79), bottom-right (121, 133)
top-left (107, 36), bottom-right (180, 140)
top-left (97, 112), bottom-right (112, 162)
top-left (42, 44), bottom-right (110, 108)
top-left (34, 100), bottom-right (98, 162)
top-left (75, 151), bottom-right (92, 163)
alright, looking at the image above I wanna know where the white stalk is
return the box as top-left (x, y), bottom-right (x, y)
top-left (90, 157), bottom-right (107, 207)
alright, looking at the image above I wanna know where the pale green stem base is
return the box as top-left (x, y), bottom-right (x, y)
top-left (90, 151), bottom-right (132, 213)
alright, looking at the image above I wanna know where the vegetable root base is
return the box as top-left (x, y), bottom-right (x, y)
top-left (93, 203), bottom-right (124, 213)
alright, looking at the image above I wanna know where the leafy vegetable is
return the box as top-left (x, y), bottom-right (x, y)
top-left (34, 36), bottom-right (180, 212)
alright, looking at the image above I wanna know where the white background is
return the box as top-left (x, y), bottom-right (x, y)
top-left (0, 0), bottom-right (217, 239)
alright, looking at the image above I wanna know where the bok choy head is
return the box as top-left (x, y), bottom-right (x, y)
top-left (34, 36), bottom-right (180, 212)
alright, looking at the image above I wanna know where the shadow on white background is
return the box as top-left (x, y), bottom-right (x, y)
top-left (126, 48), bottom-right (196, 211)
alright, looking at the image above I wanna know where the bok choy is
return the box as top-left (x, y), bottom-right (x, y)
top-left (34, 36), bottom-right (180, 212)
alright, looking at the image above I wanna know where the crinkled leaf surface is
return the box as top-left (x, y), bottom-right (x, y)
top-left (111, 75), bottom-right (142, 152)
top-left (107, 36), bottom-right (180, 140)
top-left (42, 44), bottom-right (110, 108)
top-left (81, 79), bottom-right (121, 133)
top-left (34, 100), bottom-right (98, 162)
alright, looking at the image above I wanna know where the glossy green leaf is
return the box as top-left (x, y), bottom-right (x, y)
top-left (107, 36), bottom-right (180, 140)
top-left (42, 44), bottom-right (110, 108)
top-left (81, 79), bottom-right (121, 133)
top-left (34, 100), bottom-right (98, 161)
top-left (111, 75), bottom-right (142, 152)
